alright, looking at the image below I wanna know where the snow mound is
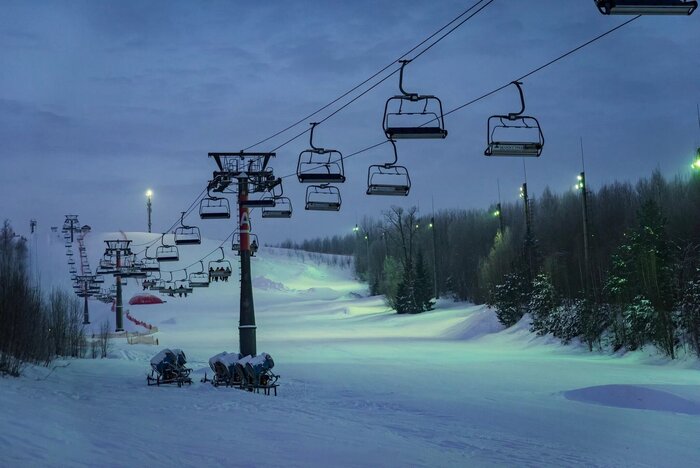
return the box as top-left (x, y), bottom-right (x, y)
top-left (563, 384), bottom-right (700, 415)
top-left (252, 276), bottom-right (288, 291)
top-left (441, 306), bottom-right (504, 341)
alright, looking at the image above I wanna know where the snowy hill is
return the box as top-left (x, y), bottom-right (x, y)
top-left (2, 231), bottom-right (700, 467)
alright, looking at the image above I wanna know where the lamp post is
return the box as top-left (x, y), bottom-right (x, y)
top-left (493, 203), bottom-right (504, 235)
top-left (428, 217), bottom-right (438, 299)
top-left (692, 149), bottom-right (700, 171)
top-left (146, 190), bottom-right (153, 233)
top-left (354, 224), bottom-right (371, 282)
top-left (575, 172), bottom-right (591, 296)
top-left (520, 183), bottom-right (533, 282)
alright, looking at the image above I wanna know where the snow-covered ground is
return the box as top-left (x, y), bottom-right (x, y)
top-left (2, 231), bottom-right (700, 467)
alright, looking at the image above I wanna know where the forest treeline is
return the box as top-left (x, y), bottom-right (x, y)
top-left (290, 169), bottom-right (700, 358)
top-left (0, 221), bottom-right (109, 376)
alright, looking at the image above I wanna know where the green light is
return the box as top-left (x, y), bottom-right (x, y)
top-left (577, 175), bottom-right (583, 181)
top-left (353, 225), bottom-right (359, 232)
top-left (493, 210), bottom-right (500, 217)
top-left (428, 222), bottom-right (433, 228)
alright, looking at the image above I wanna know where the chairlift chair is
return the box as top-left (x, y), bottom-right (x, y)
top-left (383, 60), bottom-right (448, 140)
top-left (297, 123), bottom-right (346, 184)
top-left (199, 191), bottom-right (231, 220)
top-left (155, 234), bottom-right (179, 262)
top-left (595, 0), bottom-right (697, 14)
top-left (68, 258), bottom-right (76, 266)
top-left (367, 141), bottom-right (411, 196)
top-left (208, 247), bottom-right (232, 281)
top-left (93, 275), bottom-right (105, 284)
top-left (305, 184), bottom-right (342, 211)
top-left (485, 81), bottom-right (544, 158)
top-left (232, 233), bottom-right (259, 256)
top-left (262, 196), bottom-right (293, 218)
top-left (174, 212), bottom-right (202, 245)
top-left (174, 278), bottom-right (193, 296)
top-left (141, 255), bottom-right (160, 272)
top-left (189, 262), bottom-right (210, 288)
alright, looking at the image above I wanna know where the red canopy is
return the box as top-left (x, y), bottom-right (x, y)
top-left (128, 293), bottom-right (164, 305)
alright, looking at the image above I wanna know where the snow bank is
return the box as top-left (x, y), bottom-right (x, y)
top-left (564, 384), bottom-right (700, 415)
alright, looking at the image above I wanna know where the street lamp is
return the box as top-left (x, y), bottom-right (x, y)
top-left (692, 149), bottom-right (700, 170)
top-left (354, 224), bottom-right (371, 283)
top-left (146, 189), bottom-right (153, 233)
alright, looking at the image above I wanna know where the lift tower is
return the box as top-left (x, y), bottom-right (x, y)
top-left (103, 240), bottom-right (132, 332)
top-left (207, 152), bottom-right (279, 356)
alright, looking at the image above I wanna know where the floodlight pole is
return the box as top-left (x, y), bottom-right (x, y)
top-left (430, 217), bottom-right (438, 299)
top-left (578, 171), bottom-right (592, 297)
top-left (521, 183), bottom-right (534, 282)
top-left (496, 203), bottom-right (504, 235)
top-left (238, 177), bottom-right (256, 357)
top-left (147, 192), bottom-right (152, 233)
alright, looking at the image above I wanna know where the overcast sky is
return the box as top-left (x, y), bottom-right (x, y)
top-left (2, 0), bottom-right (699, 244)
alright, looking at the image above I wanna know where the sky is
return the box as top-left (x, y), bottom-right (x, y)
top-left (1, 0), bottom-right (699, 244)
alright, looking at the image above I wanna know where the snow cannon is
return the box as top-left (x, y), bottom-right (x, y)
top-left (147, 348), bottom-right (192, 387)
top-left (208, 351), bottom-right (228, 374)
top-left (171, 348), bottom-right (188, 367)
top-left (149, 349), bottom-right (177, 375)
top-left (244, 352), bottom-right (278, 387)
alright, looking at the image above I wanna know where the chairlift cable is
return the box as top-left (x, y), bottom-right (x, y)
top-left (274, 14), bottom-right (642, 178)
top-left (267, 0), bottom-right (496, 153)
top-left (242, 0), bottom-right (494, 152)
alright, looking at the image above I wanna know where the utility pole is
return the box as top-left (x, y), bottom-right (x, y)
top-left (146, 190), bottom-right (153, 233)
top-left (430, 217), bottom-right (438, 299)
top-left (520, 183), bottom-right (533, 282)
top-left (494, 203), bottom-right (504, 235)
top-left (104, 240), bottom-right (132, 332)
top-left (576, 172), bottom-right (591, 296)
top-left (207, 152), bottom-right (278, 357)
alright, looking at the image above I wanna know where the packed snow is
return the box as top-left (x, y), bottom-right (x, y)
top-left (1, 230), bottom-right (700, 467)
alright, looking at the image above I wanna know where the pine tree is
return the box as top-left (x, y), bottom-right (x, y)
top-left (414, 251), bottom-right (434, 312)
top-left (529, 273), bottom-right (557, 335)
top-left (394, 265), bottom-right (417, 314)
top-left (678, 270), bottom-right (700, 356)
top-left (490, 271), bottom-right (529, 327)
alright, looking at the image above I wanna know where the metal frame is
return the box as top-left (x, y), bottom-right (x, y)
top-left (155, 234), bottom-right (179, 262)
top-left (297, 123), bottom-right (346, 183)
top-left (305, 184), bottom-right (342, 211)
top-left (383, 60), bottom-right (448, 140)
top-left (595, 0), bottom-right (697, 14)
top-left (485, 81), bottom-right (544, 157)
top-left (199, 190), bottom-right (231, 219)
top-left (174, 211), bottom-right (202, 245)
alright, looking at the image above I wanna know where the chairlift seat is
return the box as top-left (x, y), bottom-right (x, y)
top-left (367, 183), bottom-right (410, 196)
top-left (297, 173), bottom-right (346, 184)
top-left (595, 0), bottom-right (697, 15)
top-left (306, 200), bottom-right (341, 211)
top-left (384, 126), bottom-right (448, 140)
top-left (486, 141), bottom-right (543, 157)
top-left (241, 199), bottom-right (276, 208)
top-left (189, 272), bottom-right (210, 288)
top-left (155, 245), bottom-right (179, 262)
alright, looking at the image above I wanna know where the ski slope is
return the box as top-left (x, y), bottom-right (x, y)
top-left (2, 231), bottom-right (700, 467)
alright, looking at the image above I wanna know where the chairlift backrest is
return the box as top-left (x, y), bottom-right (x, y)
top-left (305, 184), bottom-right (342, 211)
top-left (262, 196), bottom-right (293, 219)
top-left (383, 60), bottom-right (447, 140)
top-left (155, 235), bottom-right (179, 262)
top-left (199, 195), bottom-right (231, 220)
top-left (595, 0), bottom-right (697, 15)
top-left (484, 81), bottom-right (544, 158)
top-left (297, 123), bottom-right (346, 183)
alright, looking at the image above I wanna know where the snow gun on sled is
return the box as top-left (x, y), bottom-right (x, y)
top-left (147, 348), bottom-right (192, 387)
